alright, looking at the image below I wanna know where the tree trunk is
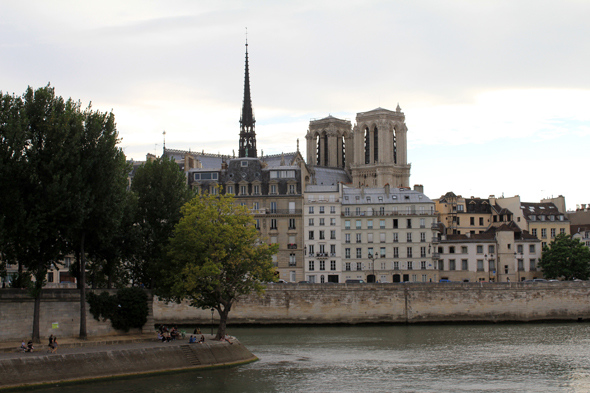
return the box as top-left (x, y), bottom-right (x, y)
top-left (215, 304), bottom-right (231, 340)
top-left (32, 263), bottom-right (43, 343)
top-left (75, 251), bottom-right (81, 289)
top-left (79, 232), bottom-right (87, 340)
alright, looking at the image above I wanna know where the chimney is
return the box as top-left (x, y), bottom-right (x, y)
top-left (413, 184), bottom-right (424, 193)
top-left (384, 183), bottom-right (390, 196)
top-left (361, 185), bottom-right (365, 199)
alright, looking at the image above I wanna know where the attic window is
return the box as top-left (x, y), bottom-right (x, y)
top-left (241, 161), bottom-right (248, 167)
top-left (404, 196), bottom-right (410, 200)
top-left (419, 195), bottom-right (423, 199)
top-left (366, 197), bottom-right (371, 202)
top-left (392, 195), bottom-right (397, 199)
top-left (344, 196), bottom-right (349, 200)
top-left (540, 206), bottom-right (545, 209)
top-left (378, 196), bottom-right (383, 202)
top-left (356, 196), bottom-right (360, 200)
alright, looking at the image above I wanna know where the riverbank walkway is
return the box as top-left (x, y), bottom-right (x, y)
top-left (0, 333), bottom-right (219, 355)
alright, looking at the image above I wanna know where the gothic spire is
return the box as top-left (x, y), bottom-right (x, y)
top-left (239, 36), bottom-right (257, 158)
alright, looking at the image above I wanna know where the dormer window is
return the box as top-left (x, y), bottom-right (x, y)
top-left (366, 197), bottom-right (371, 202)
top-left (241, 161), bottom-right (248, 167)
top-left (559, 215), bottom-right (564, 221)
top-left (550, 215), bottom-right (555, 221)
top-left (540, 215), bottom-right (545, 221)
top-left (530, 215), bottom-right (536, 221)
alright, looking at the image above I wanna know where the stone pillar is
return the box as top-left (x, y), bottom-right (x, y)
top-left (306, 134), bottom-right (315, 165)
top-left (327, 132), bottom-right (338, 167)
top-left (336, 135), bottom-right (343, 168)
top-left (398, 125), bottom-right (407, 165)
top-left (318, 134), bottom-right (326, 166)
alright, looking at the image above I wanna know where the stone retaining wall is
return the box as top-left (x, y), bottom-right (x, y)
top-left (0, 289), bottom-right (154, 342)
top-left (0, 341), bottom-right (256, 389)
top-left (155, 282), bottom-right (590, 325)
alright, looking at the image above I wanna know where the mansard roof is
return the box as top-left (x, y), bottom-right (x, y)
top-left (465, 198), bottom-right (492, 214)
top-left (520, 202), bottom-right (565, 220)
top-left (311, 166), bottom-right (351, 185)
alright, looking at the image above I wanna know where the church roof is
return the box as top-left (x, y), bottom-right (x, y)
top-left (311, 166), bottom-right (351, 185)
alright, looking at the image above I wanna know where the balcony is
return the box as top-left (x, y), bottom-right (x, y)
top-left (316, 252), bottom-right (329, 259)
top-left (265, 209), bottom-right (302, 215)
top-left (432, 252), bottom-right (440, 259)
top-left (287, 244), bottom-right (297, 249)
top-left (432, 237), bottom-right (440, 243)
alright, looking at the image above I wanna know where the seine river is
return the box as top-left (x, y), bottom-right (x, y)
top-left (27, 323), bottom-right (590, 393)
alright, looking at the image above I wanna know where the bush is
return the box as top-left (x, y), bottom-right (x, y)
top-left (87, 287), bottom-right (148, 332)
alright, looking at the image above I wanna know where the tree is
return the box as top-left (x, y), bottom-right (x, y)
top-left (0, 85), bottom-right (82, 342)
top-left (539, 233), bottom-right (590, 280)
top-left (128, 156), bottom-right (192, 288)
top-left (159, 191), bottom-right (277, 340)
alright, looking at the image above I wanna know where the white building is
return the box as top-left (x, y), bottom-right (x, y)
top-left (303, 185), bottom-right (342, 283)
top-left (340, 185), bottom-right (440, 283)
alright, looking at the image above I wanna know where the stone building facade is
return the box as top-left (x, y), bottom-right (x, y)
top-left (340, 185), bottom-right (440, 283)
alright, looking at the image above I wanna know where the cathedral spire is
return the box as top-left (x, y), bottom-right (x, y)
top-left (239, 34), bottom-right (257, 158)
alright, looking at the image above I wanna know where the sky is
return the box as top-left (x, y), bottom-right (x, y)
top-left (1, 0), bottom-right (589, 210)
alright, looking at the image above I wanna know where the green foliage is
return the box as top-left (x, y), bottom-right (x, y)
top-left (539, 233), bottom-right (590, 280)
top-left (128, 156), bottom-right (192, 288)
top-left (87, 288), bottom-right (149, 332)
top-left (158, 190), bottom-right (277, 338)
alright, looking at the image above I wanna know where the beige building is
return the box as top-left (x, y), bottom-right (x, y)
top-left (436, 223), bottom-right (542, 282)
top-left (340, 185), bottom-right (440, 283)
top-left (434, 192), bottom-right (492, 235)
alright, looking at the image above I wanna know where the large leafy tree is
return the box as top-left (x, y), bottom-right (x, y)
top-left (0, 85), bottom-right (83, 342)
top-left (539, 233), bottom-right (590, 280)
top-left (129, 156), bottom-right (192, 288)
top-left (159, 191), bottom-right (277, 340)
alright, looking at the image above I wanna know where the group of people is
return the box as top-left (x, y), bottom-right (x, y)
top-left (188, 335), bottom-right (205, 344)
top-left (158, 325), bottom-right (182, 342)
top-left (19, 335), bottom-right (58, 353)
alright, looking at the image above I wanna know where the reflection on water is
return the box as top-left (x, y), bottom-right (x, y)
top-left (17, 323), bottom-right (590, 393)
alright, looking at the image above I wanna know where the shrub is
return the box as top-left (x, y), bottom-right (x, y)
top-left (87, 287), bottom-right (148, 332)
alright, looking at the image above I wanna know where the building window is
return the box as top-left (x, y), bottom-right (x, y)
top-left (253, 185), bottom-right (260, 195)
top-left (240, 185), bottom-right (247, 195)
top-left (380, 247), bottom-right (386, 257)
top-left (345, 220), bottom-right (350, 230)
top-left (270, 184), bottom-right (277, 194)
top-left (356, 207), bottom-right (361, 215)
top-left (421, 247), bottom-right (426, 257)
top-left (345, 262), bottom-right (351, 271)
top-left (356, 262), bottom-right (362, 271)
top-left (407, 233), bottom-right (412, 242)
top-left (407, 219), bottom-right (412, 228)
top-left (356, 220), bottom-right (362, 229)
top-left (560, 228), bottom-right (565, 234)
top-left (289, 219), bottom-right (296, 230)
top-left (270, 202), bottom-right (277, 213)
top-left (476, 245), bottom-right (483, 254)
top-left (227, 185), bottom-right (234, 194)
top-left (345, 248), bottom-right (351, 259)
top-left (479, 217), bottom-right (484, 226)
top-left (368, 233), bottom-right (373, 243)
top-left (331, 218), bottom-right (336, 226)
top-left (488, 245), bottom-right (495, 254)
top-left (309, 218), bottom-right (314, 226)
top-left (345, 233), bottom-right (351, 243)
top-left (449, 246), bottom-right (455, 254)
top-left (407, 261), bottom-right (413, 270)
top-left (330, 244), bottom-right (336, 255)
top-left (517, 244), bottom-right (523, 253)
top-left (319, 231), bottom-right (325, 240)
top-left (356, 233), bottom-right (362, 243)
top-left (330, 230), bottom-right (336, 240)
top-left (270, 219), bottom-right (277, 230)
top-left (320, 261), bottom-right (325, 271)
top-left (489, 259), bottom-right (495, 271)
top-left (331, 261), bottom-right (336, 271)
top-left (420, 218), bottom-right (425, 228)
top-left (393, 219), bottom-right (398, 229)
top-left (541, 228), bottom-right (547, 238)
top-left (461, 246), bottom-right (468, 254)
top-left (477, 260), bottom-right (484, 271)
top-left (393, 247), bottom-right (399, 258)
top-left (319, 218), bottom-right (325, 226)
top-left (421, 261), bottom-right (427, 270)
top-left (551, 228), bottom-right (556, 238)
top-left (319, 206), bottom-right (325, 214)
top-left (330, 206), bottom-right (336, 214)
top-left (407, 247), bottom-right (412, 258)
top-left (529, 244), bottom-right (535, 253)
top-left (368, 220), bottom-right (373, 229)
top-left (462, 259), bottom-right (468, 270)
top-left (420, 232), bottom-right (426, 242)
top-left (449, 260), bottom-right (456, 270)
top-left (309, 261), bottom-right (315, 271)
top-left (380, 233), bottom-right (386, 243)
top-left (345, 207), bottom-right (350, 216)
top-left (393, 233), bottom-right (398, 243)
top-left (308, 231), bottom-right (314, 240)
top-left (356, 248), bottom-right (362, 258)
top-left (438, 260), bottom-right (444, 270)
top-left (470, 217), bottom-right (475, 226)
top-left (530, 259), bottom-right (536, 271)
top-left (289, 253), bottom-right (296, 267)
top-left (255, 219), bottom-right (260, 229)
top-left (309, 206), bottom-right (314, 214)
top-left (532, 228), bottom-right (537, 237)
top-left (393, 261), bottom-right (400, 270)
top-left (380, 220), bottom-right (385, 229)
top-left (289, 184), bottom-right (295, 194)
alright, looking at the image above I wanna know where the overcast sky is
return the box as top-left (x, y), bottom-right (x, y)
top-left (2, 1), bottom-right (589, 210)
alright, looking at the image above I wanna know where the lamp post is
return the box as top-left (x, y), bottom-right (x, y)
top-left (368, 253), bottom-right (378, 283)
top-left (210, 308), bottom-right (215, 336)
top-left (514, 252), bottom-right (524, 282)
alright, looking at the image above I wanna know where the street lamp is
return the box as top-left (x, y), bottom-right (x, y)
top-left (210, 308), bottom-right (215, 336)
top-left (368, 253), bottom-right (378, 283)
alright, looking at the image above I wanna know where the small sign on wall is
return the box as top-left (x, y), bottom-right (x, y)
top-left (52, 322), bottom-right (59, 329)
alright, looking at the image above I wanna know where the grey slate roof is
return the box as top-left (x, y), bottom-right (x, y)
top-left (163, 148), bottom-right (225, 169)
top-left (311, 166), bottom-right (351, 185)
top-left (342, 187), bottom-right (433, 205)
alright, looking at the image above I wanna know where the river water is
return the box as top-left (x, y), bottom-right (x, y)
top-left (25, 323), bottom-right (590, 393)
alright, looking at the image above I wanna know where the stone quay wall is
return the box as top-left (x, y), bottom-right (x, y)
top-left (0, 341), bottom-right (256, 389)
top-left (0, 289), bottom-right (154, 342)
top-left (154, 282), bottom-right (590, 325)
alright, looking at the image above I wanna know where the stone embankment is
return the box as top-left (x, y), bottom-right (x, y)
top-left (0, 335), bottom-right (256, 389)
top-left (156, 281), bottom-right (590, 325)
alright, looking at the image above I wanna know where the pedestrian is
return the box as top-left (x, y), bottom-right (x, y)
top-left (47, 334), bottom-right (54, 353)
top-left (51, 337), bottom-right (58, 353)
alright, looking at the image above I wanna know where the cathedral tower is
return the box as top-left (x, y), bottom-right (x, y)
top-left (239, 40), bottom-right (257, 158)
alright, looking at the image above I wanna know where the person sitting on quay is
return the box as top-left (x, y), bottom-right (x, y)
top-left (26, 340), bottom-right (34, 352)
top-left (198, 335), bottom-right (205, 344)
top-left (193, 327), bottom-right (201, 335)
top-left (20, 339), bottom-right (26, 352)
top-left (188, 335), bottom-right (196, 344)
top-left (222, 335), bottom-right (233, 345)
